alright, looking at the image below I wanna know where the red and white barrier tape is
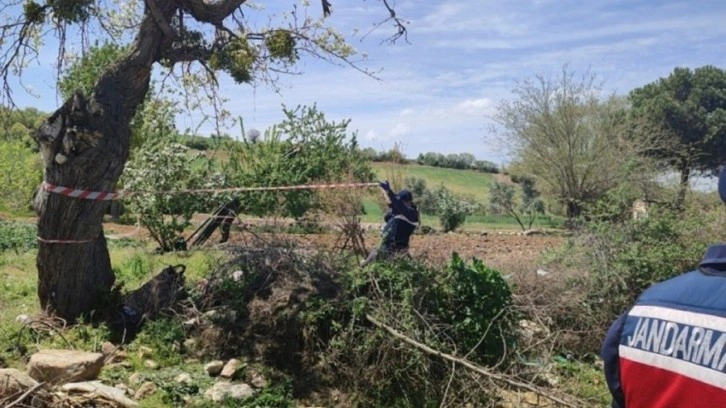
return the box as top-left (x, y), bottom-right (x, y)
top-left (37, 181), bottom-right (379, 244)
top-left (36, 236), bottom-right (96, 244)
top-left (40, 181), bottom-right (379, 200)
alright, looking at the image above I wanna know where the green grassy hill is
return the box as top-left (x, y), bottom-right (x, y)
top-left (370, 162), bottom-right (497, 202)
top-left (363, 162), bottom-right (562, 230)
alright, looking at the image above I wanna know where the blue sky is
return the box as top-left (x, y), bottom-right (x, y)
top-left (9, 0), bottom-right (726, 165)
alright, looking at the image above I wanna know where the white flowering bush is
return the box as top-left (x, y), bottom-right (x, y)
top-left (121, 139), bottom-right (223, 251)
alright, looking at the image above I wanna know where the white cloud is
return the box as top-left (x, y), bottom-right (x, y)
top-left (455, 98), bottom-right (493, 116)
top-left (389, 123), bottom-right (411, 137)
top-left (364, 130), bottom-right (378, 141)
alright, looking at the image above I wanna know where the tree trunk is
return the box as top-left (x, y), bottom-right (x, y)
top-left (565, 199), bottom-right (581, 219)
top-left (674, 158), bottom-right (691, 211)
top-left (32, 2), bottom-right (175, 321)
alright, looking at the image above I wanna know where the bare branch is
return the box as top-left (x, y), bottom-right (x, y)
top-left (361, 0), bottom-right (409, 44)
top-left (366, 314), bottom-right (585, 408)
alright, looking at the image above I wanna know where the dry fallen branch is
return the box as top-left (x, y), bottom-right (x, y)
top-left (366, 314), bottom-right (585, 408)
top-left (3, 381), bottom-right (46, 408)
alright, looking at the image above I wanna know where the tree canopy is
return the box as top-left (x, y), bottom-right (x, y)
top-left (495, 68), bottom-right (655, 218)
top-left (629, 65), bottom-right (726, 206)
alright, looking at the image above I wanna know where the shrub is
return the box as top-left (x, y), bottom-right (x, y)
top-left (0, 221), bottom-right (37, 252)
top-left (122, 139), bottom-right (223, 252)
top-left (0, 141), bottom-right (42, 214)
top-left (430, 186), bottom-right (477, 232)
top-left (320, 254), bottom-right (516, 406)
top-left (542, 205), bottom-right (715, 354)
top-left (223, 105), bottom-right (374, 219)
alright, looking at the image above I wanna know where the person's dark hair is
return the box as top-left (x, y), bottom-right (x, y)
top-left (397, 189), bottom-right (413, 202)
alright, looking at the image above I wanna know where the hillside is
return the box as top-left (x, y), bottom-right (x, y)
top-left (370, 162), bottom-right (498, 203)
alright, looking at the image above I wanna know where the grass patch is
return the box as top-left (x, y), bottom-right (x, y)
top-left (371, 162), bottom-right (495, 202)
top-left (112, 246), bottom-right (228, 288)
top-left (553, 357), bottom-right (611, 405)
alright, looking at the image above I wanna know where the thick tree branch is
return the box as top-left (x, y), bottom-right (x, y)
top-left (175, 0), bottom-right (246, 25)
top-left (146, 0), bottom-right (178, 39)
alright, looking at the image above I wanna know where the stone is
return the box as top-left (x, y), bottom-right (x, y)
top-left (205, 360), bottom-right (225, 377)
top-left (221, 358), bottom-right (244, 379)
top-left (62, 381), bottom-right (138, 407)
top-left (536, 268), bottom-right (550, 277)
top-left (28, 350), bottom-right (104, 384)
top-left (133, 381), bottom-right (157, 400)
top-left (101, 342), bottom-right (127, 363)
top-left (128, 372), bottom-right (142, 386)
top-left (249, 372), bottom-right (269, 389)
top-left (204, 381), bottom-right (255, 402)
top-left (138, 346), bottom-right (153, 358)
top-left (101, 341), bottom-right (117, 357)
top-left (229, 383), bottom-right (256, 399)
top-left (143, 359), bottom-right (159, 369)
top-left (175, 373), bottom-right (193, 385)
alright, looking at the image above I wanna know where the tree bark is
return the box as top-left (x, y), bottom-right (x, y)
top-left (32, 1), bottom-right (177, 321)
top-left (674, 157), bottom-right (691, 211)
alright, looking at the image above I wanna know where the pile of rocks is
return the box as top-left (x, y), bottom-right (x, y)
top-left (0, 344), bottom-right (267, 407)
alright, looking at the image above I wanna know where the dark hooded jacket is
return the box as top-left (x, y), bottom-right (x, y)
top-left (380, 189), bottom-right (419, 254)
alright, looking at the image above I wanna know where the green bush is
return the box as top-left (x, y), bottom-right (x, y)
top-left (585, 208), bottom-right (708, 318)
top-left (0, 141), bottom-right (42, 214)
top-left (320, 254), bottom-right (515, 406)
top-left (430, 186), bottom-right (477, 232)
top-left (223, 105), bottom-right (374, 219)
top-left (0, 221), bottom-right (37, 252)
top-left (545, 205), bottom-right (714, 354)
top-left (430, 253), bottom-right (516, 363)
top-left (121, 139), bottom-right (223, 252)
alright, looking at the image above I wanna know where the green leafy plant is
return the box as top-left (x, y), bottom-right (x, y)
top-left (320, 254), bottom-right (515, 406)
top-left (0, 221), bottom-right (37, 252)
top-left (122, 139), bottom-right (223, 252)
top-left (431, 253), bottom-right (516, 364)
top-left (130, 317), bottom-right (187, 366)
top-left (223, 105), bottom-right (374, 219)
top-left (429, 186), bottom-right (477, 232)
top-left (0, 141), bottom-right (42, 214)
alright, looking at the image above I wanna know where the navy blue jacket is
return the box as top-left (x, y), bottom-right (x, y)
top-left (602, 244), bottom-right (726, 408)
top-left (380, 190), bottom-right (419, 253)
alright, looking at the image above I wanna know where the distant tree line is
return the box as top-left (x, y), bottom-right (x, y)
top-left (416, 152), bottom-right (499, 173)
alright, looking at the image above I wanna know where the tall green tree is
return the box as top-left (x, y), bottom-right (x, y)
top-left (495, 68), bottom-right (652, 218)
top-left (629, 66), bottom-right (726, 208)
top-left (0, 0), bottom-right (406, 320)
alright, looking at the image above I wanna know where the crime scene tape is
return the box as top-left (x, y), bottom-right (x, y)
top-left (40, 181), bottom-right (380, 200)
top-left (37, 181), bottom-right (381, 244)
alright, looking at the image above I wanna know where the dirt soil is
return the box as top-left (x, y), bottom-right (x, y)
top-left (225, 229), bottom-right (563, 270)
top-left (102, 219), bottom-right (564, 270)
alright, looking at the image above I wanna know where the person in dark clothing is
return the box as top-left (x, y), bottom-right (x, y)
top-left (361, 180), bottom-right (420, 266)
top-left (601, 166), bottom-right (726, 408)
